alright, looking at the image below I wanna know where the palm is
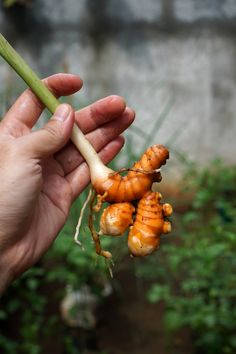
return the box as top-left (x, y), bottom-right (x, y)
top-left (17, 157), bottom-right (72, 275)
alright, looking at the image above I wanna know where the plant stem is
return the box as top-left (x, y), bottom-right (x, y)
top-left (0, 34), bottom-right (59, 113)
top-left (0, 33), bottom-right (111, 177)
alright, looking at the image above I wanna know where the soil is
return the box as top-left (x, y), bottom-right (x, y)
top-left (94, 268), bottom-right (193, 354)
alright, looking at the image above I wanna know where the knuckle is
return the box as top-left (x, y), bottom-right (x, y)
top-left (44, 121), bottom-right (62, 141)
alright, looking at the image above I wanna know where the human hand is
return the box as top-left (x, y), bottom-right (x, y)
top-left (0, 73), bottom-right (135, 294)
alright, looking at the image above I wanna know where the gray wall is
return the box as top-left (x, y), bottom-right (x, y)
top-left (0, 0), bottom-right (236, 177)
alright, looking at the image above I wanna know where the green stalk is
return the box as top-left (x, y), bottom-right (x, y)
top-left (0, 33), bottom-right (111, 178)
top-left (0, 33), bottom-right (59, 113)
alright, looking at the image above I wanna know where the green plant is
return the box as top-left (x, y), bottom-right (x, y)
top-left (136, 160), bottom-right (236, 354)
top-left (0, 267), bottom-right (47, 354)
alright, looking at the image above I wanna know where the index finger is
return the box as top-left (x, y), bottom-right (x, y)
top-left (3, 73), bottom-right (83, 129)
top-left (75, 95), bottom-right (126, 134)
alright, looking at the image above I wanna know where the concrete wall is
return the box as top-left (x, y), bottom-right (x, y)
top-left (0, 0), bottom-right (236, 176)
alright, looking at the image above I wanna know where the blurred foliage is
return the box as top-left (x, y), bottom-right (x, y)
top-left (135, 160), bottom-right (236, 354)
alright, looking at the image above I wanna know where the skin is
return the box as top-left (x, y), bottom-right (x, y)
top-left (0, 73), bottom-right (135, 295)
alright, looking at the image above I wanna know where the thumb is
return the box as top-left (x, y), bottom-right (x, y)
top-left (23, 104), bottom-right (75, 158)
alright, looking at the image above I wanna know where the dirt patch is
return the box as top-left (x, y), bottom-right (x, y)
top-left (95, 269), bottom-right (193, 354)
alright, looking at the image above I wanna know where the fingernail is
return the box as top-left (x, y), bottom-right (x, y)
top-left (54, 104), bottom-right (70, 122)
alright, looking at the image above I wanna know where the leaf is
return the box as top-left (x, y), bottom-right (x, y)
top-left (0, 310), bottom-right (7, 320)
top-left (147, 284), bottom-right (170, 303)
top-left (164, 311), bottom-right (184, 331)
